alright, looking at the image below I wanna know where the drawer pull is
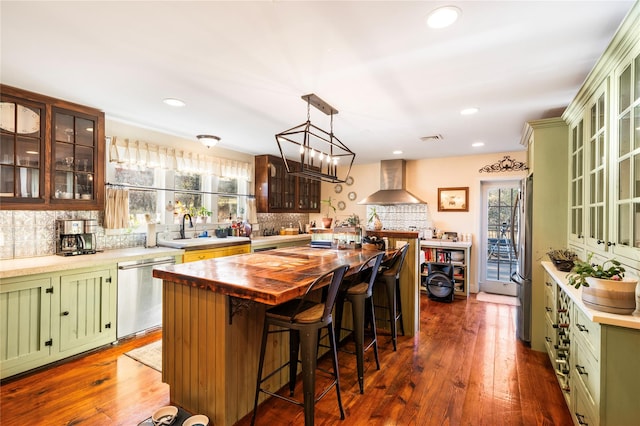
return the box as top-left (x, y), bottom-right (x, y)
top-left (545, 281), bottom-right (553, 287)
top-left (545, 307), bottom-right (552, 312)
top-left (545, 337), bottom-right (552, 343)
top-left (576, 365), bottom-right (588, 375)
top-left (575, 412), bottom-right (588, 425)
top-left (62, 311), bottom-right (69, 316)
top-left (576, 324), bottom-right (588, 332)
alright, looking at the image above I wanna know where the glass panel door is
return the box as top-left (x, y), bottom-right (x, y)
top-left (480, 180), bottom-right (519, 296)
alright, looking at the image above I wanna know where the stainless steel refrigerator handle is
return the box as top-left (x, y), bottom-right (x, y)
top-left (118, 259), bottom-right (175, 270)
top-left (510, 196), bottom-right (519, 259)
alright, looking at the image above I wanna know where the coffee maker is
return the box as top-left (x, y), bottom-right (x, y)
top-left (56, 219), bottom-right (97, 256)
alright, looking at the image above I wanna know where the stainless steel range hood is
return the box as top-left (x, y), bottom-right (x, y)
top-left (358, 159), bottom-right (426, 205)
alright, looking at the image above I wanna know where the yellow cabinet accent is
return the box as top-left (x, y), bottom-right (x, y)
top-left (183, 244), bottom-right (250, 263)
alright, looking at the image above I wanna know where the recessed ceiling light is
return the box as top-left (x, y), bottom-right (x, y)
top-left (460, 107), bottom-right (479, 116)
top-left (393, 150), bottom-right (403, 155)
top-left (426, 6), bottom-right (461, 29)
top-left (163, 98), bottom-right (186, 107)
top-left (472, 142), bottom-right (485, 147)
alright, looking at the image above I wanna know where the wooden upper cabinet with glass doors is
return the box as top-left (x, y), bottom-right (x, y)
top-left (254, 154), bottom-right (321, 213)
top-left (0, 85), bottom-right (105, 210)
top-left (0, 95), bottom-right (44, 204)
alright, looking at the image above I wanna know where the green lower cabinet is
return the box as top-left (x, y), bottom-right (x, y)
top-left (0, 266), bottom-right (117, 379)
top-left (59, 269), bottom-right (116, 355)
top-left (0, 277), bottom-right (54, 379)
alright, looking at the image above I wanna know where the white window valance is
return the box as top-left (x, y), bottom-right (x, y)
top-left (108, 136), bottom-right (252, 180)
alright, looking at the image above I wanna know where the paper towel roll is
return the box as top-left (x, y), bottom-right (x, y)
top-left (146, 223), bottom-right (156, 248)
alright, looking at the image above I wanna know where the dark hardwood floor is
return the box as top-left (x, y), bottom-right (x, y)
top-left (0, 294), bottom-right (572, 425)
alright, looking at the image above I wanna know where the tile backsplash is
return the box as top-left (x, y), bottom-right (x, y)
top-left (0, 206), bottom-right (430, 259)
top-left (0, 210), bottom-right (312, 260)
top-left (0, 210), bottom-right (145, 260)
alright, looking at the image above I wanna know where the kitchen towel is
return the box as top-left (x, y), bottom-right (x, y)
top-left (105, 187), bottom-right (129, 229)
top-left (246, 197), bottom-right (258, 224)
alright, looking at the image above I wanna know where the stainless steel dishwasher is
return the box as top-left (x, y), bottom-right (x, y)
top-left (117, 256), bottom-right (176, 339)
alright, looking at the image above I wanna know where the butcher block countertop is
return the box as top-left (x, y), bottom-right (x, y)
top-left (153, 246), bottom-right (387, 305)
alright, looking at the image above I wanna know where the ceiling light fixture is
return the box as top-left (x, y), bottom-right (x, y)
top-left (472, 142), bottom-right (485, 147)
top-left (393, 150), bottom-right (403, 155)
top-left (426, 6), bottom-right (461, 29)
top-left (163, 98), bottom-right (186, 107)
top-left (275, 93), bottom-right (355, 183)
top-left (197, 134), bottom-right (220, 148)
top-left (460, 107), bottom-right (479, 115)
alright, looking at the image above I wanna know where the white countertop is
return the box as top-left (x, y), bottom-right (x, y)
top-left (0, 246), bottom-right (185, 280)
top-left (419, 239), bottom-right (472, 248)
top-left (542, 261), bottom-right (640, 330)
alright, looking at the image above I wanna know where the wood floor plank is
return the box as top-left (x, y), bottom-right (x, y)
top-left (0, 295), bottom-right (573, 426)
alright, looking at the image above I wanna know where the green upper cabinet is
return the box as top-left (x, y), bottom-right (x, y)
top-left (585, 83), bottom-right (609, 253)
top-left (569, 117), bottom-right (585, 245)
top-left (612, 47), bottom-right (640, 262)
top-left (564, 4), bottom-right (640, 268)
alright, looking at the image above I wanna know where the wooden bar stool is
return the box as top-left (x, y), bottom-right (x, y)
top-left (375, 243), bottom-right (409, 351)
top-left (334, 251), bottom-right (385, 394)
top-left (251, 264), bottom-right (350, 426)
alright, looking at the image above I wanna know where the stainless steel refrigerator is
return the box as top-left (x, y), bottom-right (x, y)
top-left (510, 175), bottom-right (532, 343)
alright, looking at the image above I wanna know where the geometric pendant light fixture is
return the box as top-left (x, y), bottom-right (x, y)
top-left (275, 93), bottom-right (355, 183)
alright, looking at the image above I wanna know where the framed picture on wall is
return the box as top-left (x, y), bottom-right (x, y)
top-left (438, 187), bottom-right (469, 212)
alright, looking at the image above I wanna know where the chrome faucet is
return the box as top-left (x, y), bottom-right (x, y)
top-left (180, 214), bottom-right (193, 239)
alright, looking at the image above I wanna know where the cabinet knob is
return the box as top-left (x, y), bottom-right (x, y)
top-left (62, 311), bottom-right (69, 316)
top-left (597, 239), bottom-right (604, 245)
top-left (607, 241), bottom-right (616, 246)
top-left (576, 365), bottom-right (588, 375)
top-left (575, 412), bottom-right (588, 425)
top-left (576, 323), bottom-right (588, 332)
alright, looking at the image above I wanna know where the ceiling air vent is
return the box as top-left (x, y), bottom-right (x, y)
top-left (420, 134), bottom-right (443, 142)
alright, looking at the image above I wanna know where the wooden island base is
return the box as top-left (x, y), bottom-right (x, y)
top-left (155, 247), bottom-right (418, 426)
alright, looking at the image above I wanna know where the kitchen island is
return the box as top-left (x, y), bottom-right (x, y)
top-left (152, 246), bottom-right (407, 426)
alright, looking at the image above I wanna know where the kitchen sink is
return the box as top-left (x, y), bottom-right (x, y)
top-left (157, 236), bottom-right (250, 249)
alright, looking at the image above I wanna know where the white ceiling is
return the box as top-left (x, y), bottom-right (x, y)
top-left (1, 1), bottom-right (635, 165)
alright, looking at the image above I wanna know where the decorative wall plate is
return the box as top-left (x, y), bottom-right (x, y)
top-left (337, 201), bottom-right (346, 211)
top-left (345, 176), bottom-right (354, 186)
top-left (334, 183), bottom-right (343, 193)
top-left (348, 191), bottom-right (357, 201)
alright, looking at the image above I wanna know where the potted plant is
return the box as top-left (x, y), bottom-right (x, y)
top-left (567, 253), bottom-right (637, 315)
top-left (321, 197), bottom-right (336, 228)
top-left (368, 207), bottom-right (382, 231)
top-left (547, 248), bottom-right (578, 272)
top-left (197, 206), bottom-right (211, 223)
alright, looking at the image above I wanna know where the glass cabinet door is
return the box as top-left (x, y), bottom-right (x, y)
top-left (613, 52), bottom-right (640, 256)
top-left (585, 86), bottom-right (608, 252)
top-left (569, 118), bottom-right (584, 244)
top-left (52, 109), bottom-right (96, 201)
top-left (0, 99), bottom-right (43, 200)
top-left (267, 157), bottom-right (285, 210)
